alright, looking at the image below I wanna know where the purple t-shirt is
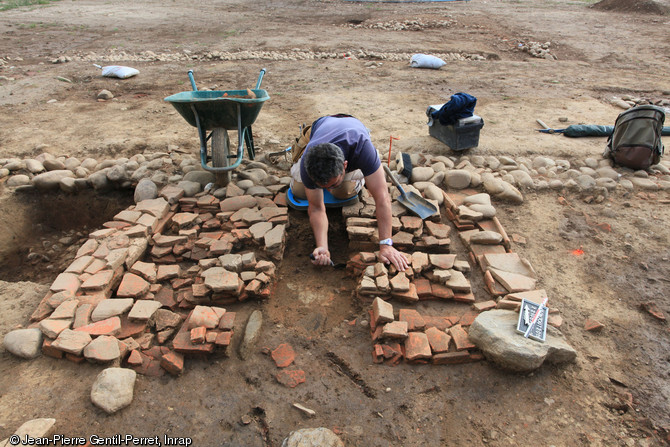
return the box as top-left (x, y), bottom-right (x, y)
top-left (299, 116), bottom-right (381, 189)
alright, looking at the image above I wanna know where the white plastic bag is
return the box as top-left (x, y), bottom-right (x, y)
top-left (410, 54), bottom-right (446, 69)
top-left (93, 64), bottom-right (139, 79)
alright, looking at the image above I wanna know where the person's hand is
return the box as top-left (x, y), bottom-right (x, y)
top-left (379, 245), bottom-right (409, 272)
top-left (311, 246), bottom-right (332, 266)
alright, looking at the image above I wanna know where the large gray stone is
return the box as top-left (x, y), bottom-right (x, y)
top-left (468, 309), bottom-right (577, 372)
top-left (90, 367), bottom-right (136, 414)
top-left (443, 169), bottom-right (471, 189)
top-left (7, 418), bottom-right (56, 441)
top-left (238, 310), bottom-right (262, 360)
top-left (495, 181), bottom-right (524, 204)
top-left (88, 169), bottom-right (112, 191)
top-left (282, 428), bottom-right (344, 447)
top-left (508, 169), bottom-right (534, 188)
top-left (25, 159), bottom-right (45, 173)
top-left (32, 170), bottom-right (75, 191)
top-left (134, 178), bottom-right (158, 203)
top-left (410, 166), bottom-right (435, 183)
top-left (3, 328), bottom-right (43, 359)
top-left (629, 177), bottom-right (659, 191)
top-left (107, 164), bottom-right (129, 183)
top-left (183, 170), bottom-right (215, 187)
top-left (176, 180), bottom-right (202, 197)
top-left (481, 173), bottom-right (505, 195)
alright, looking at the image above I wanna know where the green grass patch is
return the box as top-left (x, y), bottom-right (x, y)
top-left (0, 0), bottom-right (61, 12)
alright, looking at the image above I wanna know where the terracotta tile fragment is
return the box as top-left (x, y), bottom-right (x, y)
top-left (449, 324), bottom-right (476, 351)
top-left (398, 309), bottom-right (426, 331)
top-left (404, 332), bottom-right (432, 361)
top-left (276, 369), bottom-right (305, 388)
top-left (584, 318), bottom-right (604, 332)
top-left (271, 343), bottom-right (296, 368)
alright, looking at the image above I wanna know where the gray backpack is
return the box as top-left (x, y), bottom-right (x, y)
top-left (604, 105), bottom-right (665, 170)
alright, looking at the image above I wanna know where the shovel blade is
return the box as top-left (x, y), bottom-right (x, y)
top-left (398, 192), bottom-right (438, 220)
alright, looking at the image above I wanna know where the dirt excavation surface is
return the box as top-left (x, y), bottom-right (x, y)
top-left (1, 0), bottom-right (670, 446)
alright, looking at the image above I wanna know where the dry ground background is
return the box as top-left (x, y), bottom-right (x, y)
top-left (0, 0), bottom-right (669, 445)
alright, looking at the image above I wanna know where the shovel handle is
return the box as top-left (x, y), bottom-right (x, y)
top-left (383, 164), bottom-right (407, 195)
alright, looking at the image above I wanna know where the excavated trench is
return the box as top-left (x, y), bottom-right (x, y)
top-left (0, 190), bottom-right (134, 284)
top-left (267, 207), bottom-right (360, 336)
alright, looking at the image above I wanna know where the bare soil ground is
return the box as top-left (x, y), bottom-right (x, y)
top-left (1, 0), bottom-right (669, 445)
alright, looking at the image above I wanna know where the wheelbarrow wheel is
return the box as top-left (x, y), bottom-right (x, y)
top-left (211, 127), bottom-right (232, 186)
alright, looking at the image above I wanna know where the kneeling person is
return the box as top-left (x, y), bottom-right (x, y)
top-left (290, 115), bottom-right (408, 271)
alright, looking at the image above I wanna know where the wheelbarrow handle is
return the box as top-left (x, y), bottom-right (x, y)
top-left (188, 70), bottom-right (198, 92)
top-left (255, 68), bottom-right (266, 90)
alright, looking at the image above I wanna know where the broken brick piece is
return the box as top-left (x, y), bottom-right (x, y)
top-left (391, 283), bottom-right (419, 303)
top-left (414, 278), bottom-right (433, 299)
top-left (190, 326), bottom-right (207, 344)
top-left (160, 350), bottom-right (184, 376)
top-left (215, 331), bottom-right (232, 347)
top-left (453, 291), bottom-right (476, 304)
top-left (381, 321), bottom-right (408, 340)
top-left (398, 308), bottom-right (426, 331)
top-left (430, 283), bottom-right (454, 300)
top-left (423, 316), bottom-right (453, 331)
top-left (432, 351), bottom-right (472, 365)
top-left (127, 349), bottom-right (143, 366)
top-left (172, 331), bottom-right (215, 356)
top-left (404, 332), bottom-right (432, 361)
top-left (42, 339), bottom-right (64, 359)
top-left (371, 297), bottom-right (394, 325)
top-left (459, 310), bottom-right (479, 327)
top-left (473, 300), bottom-right (498, 312)
top-left (372, 344), bottom-right (384, 364)
top-left (271, 343), bottom-right (296, 368)
top-left (276, 369), bottom-right (305, 388)
top-left (584, 318), bottom-right (604, 332)
top-left (425, 327), bottom-right (451, 354)
top-left (218, 312), bottom-right (236, 331)
top-left (381, 343), bottom-right (402, 359)
top-left (640, 302), bottom-right (666, 321)
top-left (449, 324), bottom-right (476, 351)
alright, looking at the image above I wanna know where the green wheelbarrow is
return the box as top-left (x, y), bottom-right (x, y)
top-left (164, 69), bottom-right (270, 185)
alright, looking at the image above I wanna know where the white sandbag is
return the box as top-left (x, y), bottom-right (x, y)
top-left (93, 64), bottom-right (139, 79)
top-left (410, 54), bottom-right (446, 69)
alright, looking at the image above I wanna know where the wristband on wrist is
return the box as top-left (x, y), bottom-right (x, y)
top-left (379, 238), bottom-right (393, 246)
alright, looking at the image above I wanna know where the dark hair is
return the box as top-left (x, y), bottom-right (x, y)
top-left (304, 143), bottom-right (345, 186)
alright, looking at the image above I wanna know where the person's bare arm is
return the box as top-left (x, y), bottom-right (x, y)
top-left (305, 187), bottom-right (332, 265)
top-left (365, 166), bottom-right (409, 271)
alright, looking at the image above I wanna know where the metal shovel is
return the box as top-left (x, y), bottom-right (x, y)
top-left (383, 164), bottom-right (438, 220)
